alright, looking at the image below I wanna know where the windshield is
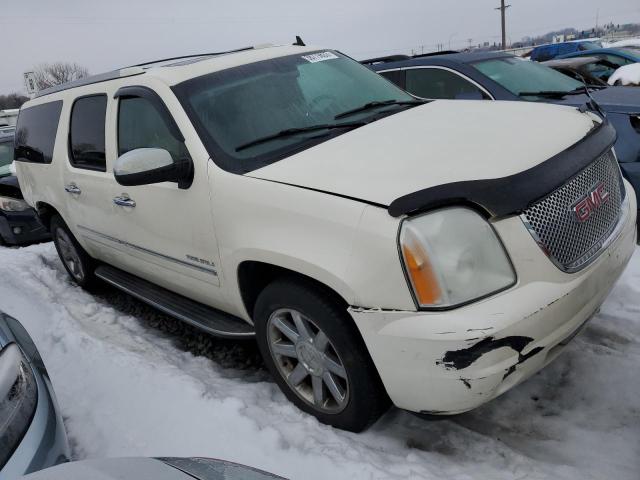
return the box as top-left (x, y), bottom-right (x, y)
top-left (0, 140), bottom-right (13, 177)
top-left (174, 50), bottom-right (416, 173)
top-left (473, 57), bottom-right (583, 97)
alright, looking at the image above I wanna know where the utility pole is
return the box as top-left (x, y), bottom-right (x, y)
top-left (495, 1), bottom-right (511, 50)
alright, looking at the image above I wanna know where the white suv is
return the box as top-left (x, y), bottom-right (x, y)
top-left (14, 44), bottom-right (637, 431)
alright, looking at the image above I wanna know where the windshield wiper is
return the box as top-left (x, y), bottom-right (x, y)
top-left (334, 99), bottom-right (424, 120)
top-left (235, 122), bottom-right (366, 152)
top-left (519, 87), bottom-right (598, 99)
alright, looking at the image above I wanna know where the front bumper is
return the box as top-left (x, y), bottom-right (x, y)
top-left (0, 209), bottom-right (50, 246)
top-left (350, 187), bottom-right (637, 414)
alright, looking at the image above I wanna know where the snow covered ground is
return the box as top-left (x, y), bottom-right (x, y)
top-left (1, 242), bottom-right (639, 480)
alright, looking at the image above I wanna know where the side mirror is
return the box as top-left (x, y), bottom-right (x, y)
top-left (114, 148), bottom-right (193, 189)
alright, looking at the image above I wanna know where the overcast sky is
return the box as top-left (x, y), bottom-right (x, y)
top-left (2, 0), bottom-right (639, 93)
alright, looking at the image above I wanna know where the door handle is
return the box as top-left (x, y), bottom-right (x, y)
top-left (64, 184), bottom-right (81, 195)
top-left (113, 196), bottom-right (136, 208)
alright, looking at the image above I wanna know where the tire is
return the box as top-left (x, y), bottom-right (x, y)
top-left (254, 278), bottom-right (390, 432)
top-left (50, 215), bottom-right (99, 289)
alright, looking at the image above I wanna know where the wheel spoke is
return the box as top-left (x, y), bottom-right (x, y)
top-left (272, 316), bottom-right (299, 343)
top-left (312, 375), bottom-right (324, 406)
top-left (323, 371), bottom-right (346, 405)
top-left (271, 342), bottom-right (297, 358)
top-left (291, 310), bottom-right (312, 341)
top-left (288, 363), bottom-right (309, 386)
top-left (313, 331), bottom-right (329, 352)
top-left (324, 356), bottom-right (347, 379)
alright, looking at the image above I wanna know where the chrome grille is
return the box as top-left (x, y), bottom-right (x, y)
top-left (522, 150), bottom-right (623, 272)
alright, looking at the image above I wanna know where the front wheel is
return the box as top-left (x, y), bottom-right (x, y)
top-left (51, 215), bottom-right (98, 289)
top-left (254, 279), bottom-right (390, 432)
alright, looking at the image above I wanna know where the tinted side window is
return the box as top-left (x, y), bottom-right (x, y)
top-left (405, 69), bottom-right (489, 100)
top-left (118, 97), bottom-right (188, 161)
top-left (379, 70), bottom-right (405, 88)
top-left (14, 101), bottom-right (63, 164)
top-left (69, 95), bottom-right (107, 171)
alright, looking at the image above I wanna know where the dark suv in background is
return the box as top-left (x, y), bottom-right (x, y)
top-left (0, 132), bottom-right (50, 246)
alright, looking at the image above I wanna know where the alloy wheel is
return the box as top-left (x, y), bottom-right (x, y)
top-left (267, 308), bottom-right (349, 413)
top-left (55, 228), bottom-right (85, 282)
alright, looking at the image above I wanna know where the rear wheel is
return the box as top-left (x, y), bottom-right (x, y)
top-left (254, 278), bottom-right (390, 432)
top-left (51, 215), bottom-right (98, 289)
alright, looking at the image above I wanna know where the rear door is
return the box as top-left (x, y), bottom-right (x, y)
top-left (60, 92), bottom-right (128, 265)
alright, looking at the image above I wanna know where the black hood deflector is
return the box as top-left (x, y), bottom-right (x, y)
top-left (388, 120), bottom-right (617, 218)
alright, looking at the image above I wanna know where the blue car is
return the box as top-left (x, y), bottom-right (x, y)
top-left (530, 40), bottom-right (602, 62)
top-left (0, 311), bottom-right (70, 478)
top-left (364, 51), bottom-right (640, 227)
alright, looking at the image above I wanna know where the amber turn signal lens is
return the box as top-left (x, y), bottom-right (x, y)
top-left (402, 242), bottom-right (442, 306)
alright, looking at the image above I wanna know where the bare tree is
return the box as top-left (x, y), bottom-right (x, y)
top-left (0, 93), bottom-right (29, 109)
top-left (32, 62), bottom-right (89, 90)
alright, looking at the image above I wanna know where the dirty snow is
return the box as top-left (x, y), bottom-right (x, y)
top-left (608, 63), bottom-right (640, 86)
top-left (1, 243), bottom-right (639, 480)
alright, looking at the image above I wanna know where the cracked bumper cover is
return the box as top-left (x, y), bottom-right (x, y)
top-left (349, 188), bottom-right (637, 415)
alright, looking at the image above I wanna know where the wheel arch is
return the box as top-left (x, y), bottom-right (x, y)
top-left (236, 259), bottom-right (354, 321)
top-left (34, 201), bottom-right (63, 231)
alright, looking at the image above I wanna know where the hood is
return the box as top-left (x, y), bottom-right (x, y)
top-left (248, 100), bottom-right (597, 207)
top-left (554, 86), bottom-right (640, 113)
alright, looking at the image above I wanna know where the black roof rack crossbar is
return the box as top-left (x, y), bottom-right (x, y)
top-left (361, 55), bottom-right (411, 65)
top-left (361, 50), bottom-right (461, 65)
top-left (410, 50), bottom-right (460, 58)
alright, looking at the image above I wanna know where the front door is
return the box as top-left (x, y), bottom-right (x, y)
top-left (108, 84), bottom-right (222, 307)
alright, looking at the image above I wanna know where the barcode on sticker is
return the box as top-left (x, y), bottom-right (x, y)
top-left (302, 51), bottom-right (339, 63)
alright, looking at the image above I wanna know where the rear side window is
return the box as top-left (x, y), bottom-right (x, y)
top-left (405, 68), bottom-right (489, 100)
top-left (118, 96), bottom-right (189, 161)
top-left (14, 101), bottom-right (63, 164)
top-left (69, 95), bottom-right (107, 171)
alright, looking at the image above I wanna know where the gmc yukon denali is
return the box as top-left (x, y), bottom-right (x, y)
top-left (14, 43), bottom-right (637, 431)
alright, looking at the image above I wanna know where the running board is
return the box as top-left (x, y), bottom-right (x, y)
top-left (95, 265), bottom-right (255, 339)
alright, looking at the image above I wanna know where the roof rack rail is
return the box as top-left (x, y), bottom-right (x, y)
top-left (35, 45), bottom-right (258, 98)
top-left (361, 55), bottom-right (410, 65)
top-left (127, 46), bottom-right (255, 68)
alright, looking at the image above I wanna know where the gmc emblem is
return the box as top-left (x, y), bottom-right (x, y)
top-left (572, 182), bottom-right (610, 223)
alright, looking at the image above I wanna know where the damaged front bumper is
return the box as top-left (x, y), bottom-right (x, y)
top-left (349, 191), bottom-right (637, 415)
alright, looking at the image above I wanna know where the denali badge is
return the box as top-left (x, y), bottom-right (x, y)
top-left (572, 182), bottom-right (610, 223)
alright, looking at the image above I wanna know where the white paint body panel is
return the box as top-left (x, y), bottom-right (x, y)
top-left (14, 44), bottom-right (637, 414)
top-left (249, 100), bottom-right (596, 206)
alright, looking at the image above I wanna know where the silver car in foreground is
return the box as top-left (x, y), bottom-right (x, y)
top-left (22, 457), bottom-right (285, 479)
top-left (0, 311), bottom-right (70, 478)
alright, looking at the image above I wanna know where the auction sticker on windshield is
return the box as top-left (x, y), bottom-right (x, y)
top-left (302, 51), bottom-right (339, 63)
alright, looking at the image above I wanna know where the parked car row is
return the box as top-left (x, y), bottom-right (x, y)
top-left (2, 39), bottom-right (639, 477)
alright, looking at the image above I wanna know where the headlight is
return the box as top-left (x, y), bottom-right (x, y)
top-left (399, 207), bottom-right (516, 308)
top-left (0, 196), bottom-right (29, 212)
top-left (0, 343), bottom-right (38, 469)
